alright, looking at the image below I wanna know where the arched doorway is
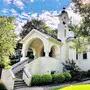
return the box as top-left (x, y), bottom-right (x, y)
top-left (49, 45), bottom-right (57, 57)
top-left (26, 38), bottom-right (44, 59)
top-left (26, 48), bottom-right (34, 59)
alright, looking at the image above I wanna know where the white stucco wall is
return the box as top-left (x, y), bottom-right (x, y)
top-left (77, 51), bottom-right (90, 71)
top-left (25, 57), bottom-right (63, 75)
top-left (1, 69), bottom-right (15, 90)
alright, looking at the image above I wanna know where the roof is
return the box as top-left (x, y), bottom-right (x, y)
top-left (20, 29), bottom-right (62, 44)
top-left (37, 29), bottom-right (62, 42)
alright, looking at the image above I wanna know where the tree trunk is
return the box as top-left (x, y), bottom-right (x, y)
top-left (0, 68), bottom-right (2, 79)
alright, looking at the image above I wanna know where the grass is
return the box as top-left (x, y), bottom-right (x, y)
top-left (51, 84), bottom-right (90, 90)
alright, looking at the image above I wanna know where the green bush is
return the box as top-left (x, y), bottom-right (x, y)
top-left (31, 74), bottom-right (42, 86)
top-left (87, 70), bottom-right (90, 77)
top-left (63, 72), bottom-right (72, 82)
top-left (0, 80), bottom-right (7, 90)
top-left (57, 73), bottom-right (65, 83)
top-left (70, 71), bottom-right (83, 81)
top-left (10, 60), bottom-right (17, 65)
top-left (41, 74), bottom-right (52, 85)
top-left (52, 74), bottom-right (58, 83)
top-left (52, 73), bottom-right (65, 83)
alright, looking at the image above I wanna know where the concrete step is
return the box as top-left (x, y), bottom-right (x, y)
top-left (14, 69), bottom-right (29, 89)
top-left (14, 79), bottom-right (28, 89)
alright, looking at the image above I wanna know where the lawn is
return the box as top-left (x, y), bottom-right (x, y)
top-left (52, 84), bottom-right (90, 90)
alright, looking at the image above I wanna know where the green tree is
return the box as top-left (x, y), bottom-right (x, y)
top-left (0, 16), bottom-right (17, 78)
top-left (72, 0), bottom-right (90, 37)
top-left (70, 0), bottom-right (90, 53)
top-left (70, 25), bottom-right (88, 53)
top-left (20, 18), bottom-right (57, 39)
top-left (20, 19), bottom-right (45, 38)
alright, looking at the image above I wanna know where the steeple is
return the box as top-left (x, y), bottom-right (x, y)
top-left (57, 8), bottom-right (69, 41)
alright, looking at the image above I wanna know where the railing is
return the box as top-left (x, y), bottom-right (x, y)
top-left (1, 69), bottom-right (15, 90)
top-left (23, 68), bottom-right (32, 86)
top-left (12, 58), bottom-right (29, 74)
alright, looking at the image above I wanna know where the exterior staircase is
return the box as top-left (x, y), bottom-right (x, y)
top-left (14, 70), bottom-right (28, 90)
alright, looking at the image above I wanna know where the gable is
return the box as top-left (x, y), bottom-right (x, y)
top-left (20, 29), bottom-right (62, 46)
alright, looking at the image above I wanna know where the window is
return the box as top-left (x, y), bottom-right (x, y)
top-left (76, 53), bottom-right (78, 60)
top-left (83, 53), bottom-right (87, 59)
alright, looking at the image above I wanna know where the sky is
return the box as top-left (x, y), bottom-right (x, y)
top-left (0, 0), bottom-right (81, 35)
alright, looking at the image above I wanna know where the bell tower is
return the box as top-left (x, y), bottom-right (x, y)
top-left (57, 8), bottom-right (69, 42)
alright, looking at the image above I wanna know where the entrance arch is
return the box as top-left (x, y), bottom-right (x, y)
top-left (25, 38), bottom-right (45, 59)
top-left (49, 45), bottom-right (57, 57)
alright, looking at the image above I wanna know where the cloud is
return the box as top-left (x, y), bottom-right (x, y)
top-left (2, 8), bottom-right (9, 14)
top-left (66, 3), bottom-right (82, 25)
top-left (13, 3), bottom-right (82, 38)
top-left (10, 9), bottom-right (19, 16)
top-left (4, 0), bottom-right (25, 9)
top-left (4, 0), bottom-right (12, 4)
top-left (30, 0), bottom-right (34, 2)
top-left (38, 11), bottom-right (59, 29)
top-left (13, 0), bottom-right (25, 9)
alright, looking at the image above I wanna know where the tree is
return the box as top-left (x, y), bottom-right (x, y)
top-left (70, 1), bottom-right (90, 53)
top-left (20, 19), bottom-right (45, 38)
top-left (0, 16), bottom-right (17, 78)
top-left (72, 0), bottom-right (90, 37)
top-left (20, 18), bottom-right (57, 39)
top-left (70, 24), bottom-right (88, 53)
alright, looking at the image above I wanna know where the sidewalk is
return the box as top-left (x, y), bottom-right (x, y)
top-left (16, 80), bottom-right (90, 90)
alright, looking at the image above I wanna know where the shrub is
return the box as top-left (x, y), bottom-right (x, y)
top-left (41, 74), bottom-right (52, 85)
top-left (31, 74), bottom-right (41, 86)
top-left (52, 73), bottom-right (65, 83)
top-left (52, 74), bottom-right (58, 83)
top-left (81, 71), bottom-right (87, 78)
top-left (63, 72), bottom-right (72, 82)
top-left (57, 73), bottom-right (65, 83)
top-left (62, 59), bottom-right (81, 72)
top-left (70, 71), bottom-right (83, 81)
top-left (0, 80), bottom-right (7, 90)
top-left (87, 70), bottom-right (90, 77)
top-left (10, 60), bottom-right (17, 65)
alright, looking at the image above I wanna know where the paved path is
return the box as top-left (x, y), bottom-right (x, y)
top-left (16, 80), bottom-right (90, 90)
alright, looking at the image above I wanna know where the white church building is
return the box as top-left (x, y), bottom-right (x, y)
top-left (1, 9), bottom-right (90, 90)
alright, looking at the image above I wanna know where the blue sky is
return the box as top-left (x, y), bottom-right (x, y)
top-left (0, 0), bottom-right (71, 16)
top-left (1, 0), bottom-right (80, 35)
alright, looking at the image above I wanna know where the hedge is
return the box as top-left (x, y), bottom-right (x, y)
top-left (31, 74), bottom-right (42, 86)
top-left (41, 74), bottom-right (52, 85)
top-left (31, 72), bottom-right (72, 86)
top-left (63, 72), bottom-right (72, 82)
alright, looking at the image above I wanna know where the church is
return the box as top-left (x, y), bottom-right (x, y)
top-left (1, 9), bottom-right (90, 90)
top-left (20, 8), bottom-right (76, 75)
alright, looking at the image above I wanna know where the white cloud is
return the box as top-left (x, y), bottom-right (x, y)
top-left (2, 8), bottom-right (9, 14)
top-left (4, 0), bottom-right (25, 9)
top-left (30, 0), bottom-right (34, 2)
top-left (10, 9), bottom-right (19, 16)
top-left (14, 3), bottom-right (82, 38)
top-left (31, 13), bottom-right (38, 18)
top-left (13, 0), bottom-right (25, 9)
top-left (4, 0), bottom-right (12, 4)
top-left (66, 3), bottom-right (82, 25)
